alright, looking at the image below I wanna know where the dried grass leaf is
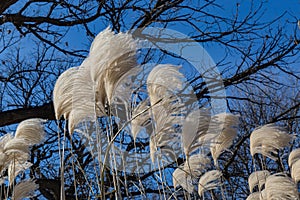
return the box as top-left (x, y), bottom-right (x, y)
top-left (250, 124), bottom-right (293, 160)
top-left (149, 136), bottom-right (157, 163)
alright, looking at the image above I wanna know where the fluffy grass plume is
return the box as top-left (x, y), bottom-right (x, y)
top-left (183, 153), bottom-right (211, 177)
top-left (53, 67), bottom-right (78, 120)
top-left (182, 109), bottom-right (211, 156)
top-left (13, 179), bottom-right (38, 200)
top-left (264, 173), bottom-right (299, 200)
top-left (172, 168), bottom-right (194, 193)
top-left (210, 113), bottom-right (239, 164)
top-left (53, 28), bottom-right (138, 133)
top-left (15, 118), bottom-right (45, 145)
top-left (147, 64), bottom-right (185, 162)
top-left (198, 170), bottom-right (222, 197)
top-left (248, 170), bottom-right (270, 193)
top-left (288, 148), bottom-right (300, 183)
top-left (250, 124), bottom-right (293, 160)
top-left (246, 192), bottom-right (261, 200)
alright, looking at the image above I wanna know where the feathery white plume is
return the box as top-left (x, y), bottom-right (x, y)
top-left (288, 148), bottom-right (300, 167)
top-left (15, 118), bottom-right (45, 145)
top-left (173, 167), bottom-right (194, 193)
top-left (68, 65), bottom-right (106, 133)
top-left (88, 28), bottom-right (136, 81)
top-left (88, 28), bottom-right (137, 105)
top-left (288, 148), bottom-right (300, 183)
top-left (8, 161), bottom-right (32, 185)
top-left (264, 173), bottom-right (299, 200)
top-left (0, 152), bottom-right (8, 172)
top-left (147, 64), bottom-right (184, 107)
top-left (210, 113), bottom-right (239, 164)
top-left (4, 138), bottom-right (30, 155)
top-left (13, 179), bottom-right (38, 200)
top-left (131, 100), bottom-right (150, 140)
top-left (53, 67), bottom-right (78, 120)
top-left (111, 67), bottom-right (141, 123)
top-left (0, 119), bottom-right (45, 185)
top-left (260, 189), bottom-right (267, 200)
top-left (183, 153), bottom-right (211, 177)
top-left (54, 28), bottom-right (138, 133)
top-left (246, 192), bottom-right (261, 200)
top-left (102, 52), bottom-right (137, 105)
top-left (149, 104), bottom-right (182, 162)
top-left (291, 159), bottom-right (300, 183)
top-left (182, 109), bottom-right (211, 156)
top-left (198, 170), bottom-right (222, 197)
top-left (0, 134), bottom-right (31, 177)
top-left (0, 134), bottom-right (13, 172)
top-left (250, 124), bottom-right (293, 160)
top-left (0, 133), bottom-right (13, 148)
top-left (0, 120), bottom-right (44, 195)
top-left (147, 64), bottom-right (185, 162)
top-left (248, 170), bottom-right (270, 193)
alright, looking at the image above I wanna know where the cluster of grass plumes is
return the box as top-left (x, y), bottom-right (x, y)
top-left (173, 113), bottom-right (239, 198)
top-left (173, 122), bottom-right (299, 199)
top-left (53, 27), bottom-right (138, 133)
top-left (52, 27), bottom-right (244, 199)
top-left (52, 28), bottom-right (300, 199)
top-left (53, 28), bottom-right (140, 199)
top-left (0, 118), bottom-right (45, 199)
top-left (246, 124), bottom-right (298, 200)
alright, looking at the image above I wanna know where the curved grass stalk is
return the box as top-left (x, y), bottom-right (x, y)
top-left (100, 99), bottom-right (163, 198)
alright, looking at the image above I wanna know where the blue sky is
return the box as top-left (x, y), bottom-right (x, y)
top-left (60, 1), bottom-right (300, 65)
